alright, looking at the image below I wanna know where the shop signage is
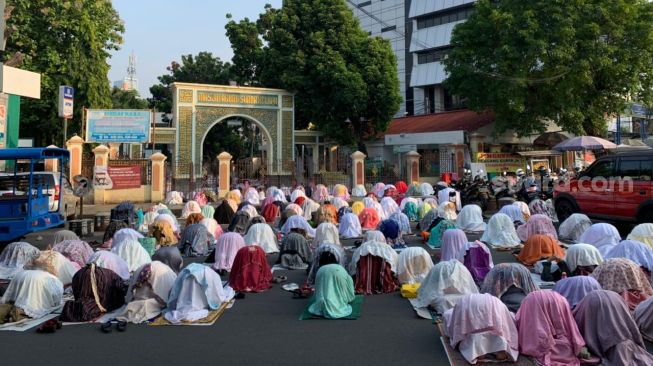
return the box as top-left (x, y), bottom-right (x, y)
top-left (476, 153), bottom-right (523, 173)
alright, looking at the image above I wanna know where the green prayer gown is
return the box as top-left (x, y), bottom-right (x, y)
top-left (309, 264), bottom-right (355, 319)
top-left (427, 220), bottom-right (457, 248)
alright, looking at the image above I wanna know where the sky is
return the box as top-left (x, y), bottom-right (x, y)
top-left (108, 0), bottom-right (282, 98)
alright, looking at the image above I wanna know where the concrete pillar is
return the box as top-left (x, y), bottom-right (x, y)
top-left (45, 145), bottom-right (59, 172)
top-left (66, 136), bottom-right (84, 179)
top-left (405, 151), bottom-right (421, 184)
top-left (451, 144), bottom-right (467, 179)
top-left (108, 143), bottom-right (121, 159)
top-left (93, 145), bottom-right (110, 168)
top-left (217, 152), bottom-right (232, 198)
top-left (92, 145), bottom-right (110, 204)
top-left (469, 133), bottom-right (485, 162)
top-left (350, 151), bottom-right (366, 187)
top-left (150, 153), bottom-right (167, 203)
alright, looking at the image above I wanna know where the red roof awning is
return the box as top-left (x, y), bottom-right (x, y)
top-left (385, 110), bottom-right (494, 135)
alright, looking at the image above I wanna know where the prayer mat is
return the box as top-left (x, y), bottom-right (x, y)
top-left (0, 314), bottom-right (59, 332)
top-left (436, 322), bottom-right (536, 366)
top-left (299, 295), bottom-right (363, 320)
top-left (149, 300), bottom-right (233, 326)
top-left (408, 298), bottom-right (439, 321)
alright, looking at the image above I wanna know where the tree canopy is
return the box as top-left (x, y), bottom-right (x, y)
top-left (5, 0), bottom-right (124, 146)
top-left (148, 51), bottom-right (232, 122)
top-left (110, 88), bottom-right (147, 109)
top-left (444, 0), bottom-right (653, 136)
top-left (225, 0), bottom-right (401, 151)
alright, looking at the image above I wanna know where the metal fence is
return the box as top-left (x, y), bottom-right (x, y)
top-left (420, 150), bottom-right (440, 177)
top-left (365, 159), bottom-right (399, 185)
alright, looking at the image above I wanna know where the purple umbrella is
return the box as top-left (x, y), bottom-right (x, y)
top-left (552, 136), bottom-right (617, 151)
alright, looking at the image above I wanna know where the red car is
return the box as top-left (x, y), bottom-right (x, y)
top-left (554, 151), bottom-right (653, 223)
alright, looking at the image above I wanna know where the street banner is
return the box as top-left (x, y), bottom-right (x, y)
top-left (476, 153), bottom-right (524, 173)
top-left (107, 166), bottom-right (141, 190)
top-left (86, 109), bottom-right (151, 143)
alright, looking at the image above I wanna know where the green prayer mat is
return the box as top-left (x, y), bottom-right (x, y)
top-left (299, 295), bottom-right (364, 320)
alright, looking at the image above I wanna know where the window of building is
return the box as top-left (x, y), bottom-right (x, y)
top-left (417, 47), bottom-right (451, 64)
top-left (444, 88), bottom-right (467, 111)
top-left (416, 6), bottom-right (475, 30)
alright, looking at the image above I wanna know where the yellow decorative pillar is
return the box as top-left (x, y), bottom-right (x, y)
top-left (217, 152), bottom-right (232, 198)
top-left (92, 144), bottom-right (110, 204)
top-left (405, 151), bottom-right (421, 184)
top-left (44, 145), bottom-right (59, 172)
top-left (150, 153), bottom-right (167, 203)
top-left (66, 136), bottom-right (85, 179)
top-left (350, 151), bottom-right (366, 187)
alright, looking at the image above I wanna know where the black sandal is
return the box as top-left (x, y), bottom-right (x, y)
top-left (116, 320), bottom-right (127, 332)
top-left (100, 322), bottom-right (112, 333)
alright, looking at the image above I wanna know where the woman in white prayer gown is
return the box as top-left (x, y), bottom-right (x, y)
top-left (111, 239), bottom-right (152, 273)
top-left (400, 197), bottom-right (420, 211)
top-left (154, 213), bottom-right (180, 234)
top-left (164, 263), bottom-right (234, 324)
top-left (364, 230), bottom-right (386, 243)
top-left (339, 213), bottom-right (362, 239)
top-left (243, 223), bottom-right (279, 254)
top-left (25, 250), bottom-right (78, 286)
top-left (397, 247), bottom-right (434, 284)
top-left (558, 214), bottom-right (592, 243)
top-left (389, 211), bottom-right (412, 236)
top-left (352, 184), bottom-right (367, 197)
top-left (480, 213), bottom-right (521, 248)
top-left (111, 228), bottom-right (144, 250)
top-left (0, 270), bottom-right (64, 318)
top-left (0, 242), bottom-right (40, 280)
top-left (281, 215), bottom-right (316, 237)
top-left (244, 187), bottom-right (260, 206)
top-left (415, 260), bottom-right (479, 314)
top-left (456, 205), bottom-right (487, 232)
top-left (565, 244), bottom-right (603, 276)
top-left (331, 197), bottom-right (349, 211)
top-left (118, 261), bottom-right (177, 324)
top-left (87, 251), bottom-right (131, 281)
top-left (301, 198), bottom-right (321, 221)
top-left (181, 200), bottom-right (202, 219)
top-left (578, 223), bottom-right (621, 257)
top-left (313, 222), bottom-right (340, 248)
top-left (628, 223), bottom-right (653, 249)
top-left (290, 188), bottom-right (306, 203)
top-left (420, 182), bottom-right (435, 196)
top-left (348, 240), bottom-right (399, 275)
top-left (380, 197), bottom-right (400, 219)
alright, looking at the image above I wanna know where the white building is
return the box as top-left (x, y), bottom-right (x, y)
top-left (348, 0), bottom-right (475, 116)
top-left (348, 0), bottom-right (409, 117)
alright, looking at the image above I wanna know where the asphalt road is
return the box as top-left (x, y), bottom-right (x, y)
top-left (1, 225), bottom-right (651, 366)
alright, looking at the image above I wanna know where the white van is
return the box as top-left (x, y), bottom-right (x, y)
top-left (0, 172), bottom-right (79, 218)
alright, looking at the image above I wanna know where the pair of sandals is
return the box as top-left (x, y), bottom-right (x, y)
top-left (272, 275), bottom-right (288, 284)
top-left (36, 318), bottom-right (62, 334)
top-left (100, 320), bottom-right (127, 333)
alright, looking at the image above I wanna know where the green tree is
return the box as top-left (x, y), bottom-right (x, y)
top-left (5, 0), bottom-right (123, 146)
top-left (226, 0), bottom-right (401, 152)
top-left (444, 0), bottom-right (653, 137)
top-left (148, 52), bottom-right (232, 120)
top-left (110, 88), bottom-right (148, 109)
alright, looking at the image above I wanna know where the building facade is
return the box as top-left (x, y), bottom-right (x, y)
top-left (348, 0), bottom-right (475, 116)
